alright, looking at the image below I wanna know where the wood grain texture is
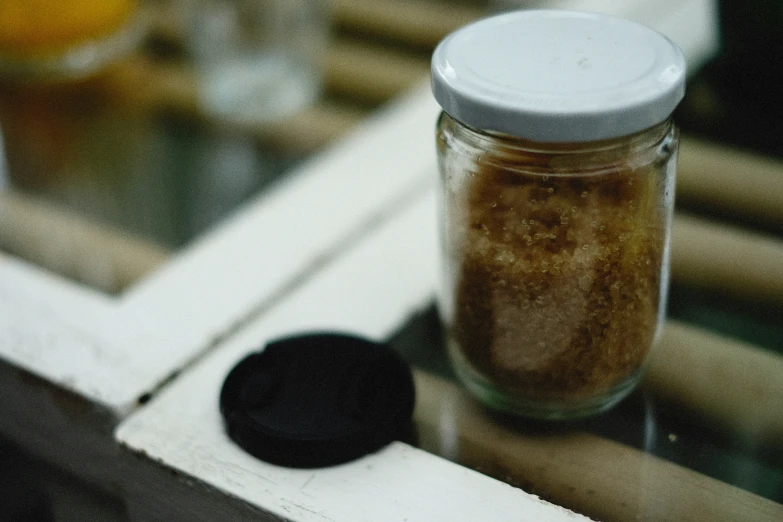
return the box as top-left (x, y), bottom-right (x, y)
top-left (0, 252), bottom-right (127, 406)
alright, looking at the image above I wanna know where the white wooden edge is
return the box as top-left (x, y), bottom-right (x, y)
top-left (115, 189), bottom-right (590, 522)
top-left (0, 83), bottom-right (439, 414)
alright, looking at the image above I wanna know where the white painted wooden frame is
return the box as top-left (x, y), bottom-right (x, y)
top-left (0, 84), bottom-right (440, 487)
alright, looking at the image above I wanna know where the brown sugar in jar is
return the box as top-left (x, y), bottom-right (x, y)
top-left (442, 114), bottom-right (675, 415)
top-left (432, 10), bottom-right (686, 418)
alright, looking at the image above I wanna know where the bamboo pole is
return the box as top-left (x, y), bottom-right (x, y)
top-left (670, 213), bottom-right (783, 304)
top-left (0, 191), bottom-right (170, 294)
top-left (100, 57), bottom-right (367, 154)
top-left (325, 41), bottom-right (430, 103)
top-left (104, 38), bottom-right (431, 117)
top-left (645, 320), bottom-right (783, 449)
top-left (148, 0), bottom-right (483, 52)
top-left (331, 0), bottom-right (483, 48)
top-left (678, 137), bottom-right (783, 230)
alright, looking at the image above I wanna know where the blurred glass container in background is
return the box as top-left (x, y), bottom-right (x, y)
top-left (0, 0), bottom-right (146, 79)
top-left (181, 0), bottom-right (329, 124)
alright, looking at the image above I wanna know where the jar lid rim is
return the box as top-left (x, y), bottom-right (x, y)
top-left (431, 10), bottom-right (686, 142)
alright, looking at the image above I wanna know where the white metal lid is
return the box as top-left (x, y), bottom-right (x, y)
top-left (431, 10), bottom-right (686, 142)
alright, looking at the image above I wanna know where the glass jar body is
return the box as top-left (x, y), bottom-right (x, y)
top-left (436, 112), bottom-right (678, 419)
top-left (180, 0), bottom-right (329, 123)
top-left (0, 0), bottom-right (145, 78)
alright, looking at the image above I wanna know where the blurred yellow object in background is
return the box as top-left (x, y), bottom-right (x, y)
top-left (0, 0), bottom-right (137, 57)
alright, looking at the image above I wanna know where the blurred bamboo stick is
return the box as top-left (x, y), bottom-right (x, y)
top-left (331, 0), bottom-right (483, 48)
top-left (107, 41), bottom-right (429, 116)
top-left (671, 213), bottom-right (783, 304)
top-left (678, 137), bottom-right (783, 230)
top-left (0, 190), bottom-right (170, 294)
top-left (231, 103), bottom-right (366, 154)
top-left (414, 368), bottom-right (783, 522)
top-left (645, 320), bottom-right (783, 448)
top-left (325, 41), bottom-right (429, 103)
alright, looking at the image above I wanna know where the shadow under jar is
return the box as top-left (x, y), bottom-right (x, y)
top-left (432, 10), bottom-right (687, 419)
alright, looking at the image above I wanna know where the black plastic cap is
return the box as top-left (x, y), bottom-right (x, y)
top-left (220, 333), bottom-right (416, 468)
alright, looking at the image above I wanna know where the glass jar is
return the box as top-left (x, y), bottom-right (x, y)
top-left (432, 10), bottom-right (686, 419)
top-left (179, 0), bottom-right (329, 123)
top-left (0, 0), bottom-right (146, 79)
